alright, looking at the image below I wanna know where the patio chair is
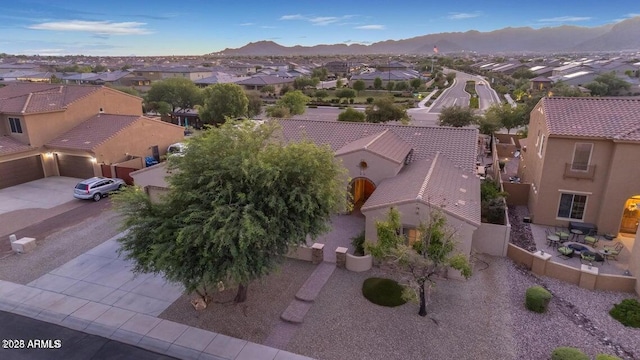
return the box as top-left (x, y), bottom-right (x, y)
top-left (555, 226), bottom-right (570, 242)
top-left (603, 242), bottom-right (624, 261)
top-left (557, 246), bottom-right (574, 260)
top-left (583, 230), bottom-right (599, 248)
top-left (580, 251), bottom-right (596, 265)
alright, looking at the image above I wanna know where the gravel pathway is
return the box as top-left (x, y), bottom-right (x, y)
top-left (0, 210), bottom-right (123, 284)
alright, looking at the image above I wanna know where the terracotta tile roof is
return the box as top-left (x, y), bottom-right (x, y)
top-left (543, 97), bottom-right (640, 141)
top-left (362, 153), bottom-right (481, 226)
top-left (236, 75), bottom-right (294, 86)
top-left (0, 83), bottom-right (101, 114)
top-left (0, 135), bottom-right (34, 155)
top-left (46, 114), bottom-right (141, 151)
top-left (276, 119), bottom-right (478, 172)
top-left (335, 129), bottom-right (413, 164)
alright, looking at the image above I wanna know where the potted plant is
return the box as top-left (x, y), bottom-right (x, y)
top-left (499, 161), bottom-right (506, 172)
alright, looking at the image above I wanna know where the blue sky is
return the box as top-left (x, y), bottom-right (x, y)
top-left (1, 0), bottom-right (639, 56)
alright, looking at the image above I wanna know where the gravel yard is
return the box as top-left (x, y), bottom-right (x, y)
top-left (159, 258), bottom-right (316, 344)
top-left (0, 210), bottom-right (123, 284)
top-left (284, 255), bottom-right (639, 360)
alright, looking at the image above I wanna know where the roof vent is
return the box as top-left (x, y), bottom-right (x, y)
top-left (99, 107), bottom-right (104, 114)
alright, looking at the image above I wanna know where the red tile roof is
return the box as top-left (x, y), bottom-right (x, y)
top-left (335, 129), bottom-right (413, 164)
top-left (45, 114), bottom-right (141, 151)
top-left (0, 83), bottom-right (102, 114)
top-left (543, 97), bottom-right (640, 141)
top-left (362, 153), bottom-right (481, 226)
top-left (276, 119), bottom-right (478, 172)
top-left (0, 136), bottom-right (34, 155)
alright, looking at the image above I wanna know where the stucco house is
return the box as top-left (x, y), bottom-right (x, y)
top-left (131, 120), bottom-right (482, 259)
top-left (0, 83), bottom-right (182, 188)
top-left (519, 97), bottom-right (640, 237)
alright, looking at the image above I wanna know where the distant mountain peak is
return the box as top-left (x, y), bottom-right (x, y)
top-left (211, 17), bottom-right (640, 56)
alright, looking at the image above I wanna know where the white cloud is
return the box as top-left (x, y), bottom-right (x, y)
top-left (239, 22), bottom-right (255, 26)
top-left (625, 13), bottom-right (640, 17)
top-left (261, 25), bottom-right (277, 29)
top-left (355, 24), bottom-right (385, 30)
top-left (537, 16), bottom-right (591, 22)
top-left (279, 14), bottom-right (356, 26)
top-left (309, 16), bottom-right (339, 25)
top-left (279, 14), bottom-right (305, 20)
top-left (28, 20), bottom-right (151, 35)
top-left (447, 12), bottom-right (480, 20)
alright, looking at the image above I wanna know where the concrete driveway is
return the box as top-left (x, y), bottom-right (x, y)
top-left (0, 176), bottom-right (82, 215)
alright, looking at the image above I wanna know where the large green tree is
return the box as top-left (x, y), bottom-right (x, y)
top-left (198, 83), bottom-right (249, 125)
top-left (365, 97), bottom-right (409, 124)
top-left (367, 208), bottom-right (471, 317)
top-left (585, 72), bottom-right (631, 96)
top-left (373, 77), bottom-right (383, 90)
top-left (335, 88), bottom-right (356, 103)
top-left (246, 92), bottom-right (263, 118)
top-left (146, 77), bottom-right (202, 113)
top-left (484, 103), bottom-right (528, 134)
top-left (352, 80), bottom-right (366, 95)
top-left (274, 90), bottom-right (310, 115)
top-left (114, 121), bottom-right (349, 304)
top-left (438, 105), bottom-right (479, 128)
top-left (293, 76), bottom-right (320, 90)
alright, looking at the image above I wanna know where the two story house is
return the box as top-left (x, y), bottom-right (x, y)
top-left (519, 97), bottom-right (640, 236)
top-left (0, 83), bottom-right (183, 188)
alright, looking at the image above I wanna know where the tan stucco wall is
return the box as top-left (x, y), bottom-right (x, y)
top-left (472, 222), bottom-right (510, 256)
top-left (336, 150), bottom-right (404, 186)
top-left (131, 162), bottom-right (171, 189)
top-left (94, 118), bottom-right (183, 164)
top-left (18, 87), bottom-right (142, 148)
top-left (363, 202), bottom-right (476, 257)
top-left (596, 143), bottom-right (640, 234)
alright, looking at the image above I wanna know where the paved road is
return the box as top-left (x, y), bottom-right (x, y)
top-left (0, 311), bottom-right (176, 360)
top-left (476, 80), bottom-right (501, 110)
top-left (428, 71), bottom-right (473, 113)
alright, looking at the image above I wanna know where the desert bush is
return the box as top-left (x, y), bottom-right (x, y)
top-left (351, 231), bottom-right (365, 256)
top-left (525, 285), bottom-right (552, 313)
top-left (595, 354), bottom-right (622, 360)
top-left (609, 298), bottom-right (640, 328)
top-left (550, 347), bottom-right (589, 360)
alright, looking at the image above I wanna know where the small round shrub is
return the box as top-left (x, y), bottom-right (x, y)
top-left (551, 347), bottom-right (589, 360)
top-left (362, 277), bottom-right (407, 307)
top-left (595, 354), bottom-right (622, 360)
top-left (366, 97), bottom-right (374, 104)
top-left (609, 298), bottom-right (640, 328)
top-left (525, 285), bottom-right (552, 313)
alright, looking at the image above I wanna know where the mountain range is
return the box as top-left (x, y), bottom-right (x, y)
top-left (213, 17), bottom-right (640, 56)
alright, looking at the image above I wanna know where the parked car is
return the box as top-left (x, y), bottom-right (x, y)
top-left (167, 142), bottom-right (187, 157)
top-left (74, 177), bottom-right (126, 202)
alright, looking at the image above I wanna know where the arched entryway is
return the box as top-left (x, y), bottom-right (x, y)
top-left (350, 177), bottom-right (376, 211)
top-left (620, 195), bottom-right (640, 234)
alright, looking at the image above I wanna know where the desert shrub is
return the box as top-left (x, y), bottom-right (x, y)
top-left (351, 231), bottom-right (365, 256)
top-left (362, 278), bottom-right (407, 307)
top-left (525, 285), bottom-right (552, 313)
top-left (366, 97), bottom-right (374, 104)
top-left (609, 298), bottom-right (640, 328)
top-left (595, 354), bottom-right (622, 360)
top-left (551, 347), bottom-right (589, 360)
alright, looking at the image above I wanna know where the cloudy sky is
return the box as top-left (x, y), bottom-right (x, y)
top-left (1, 0), bottom-right (638, 56)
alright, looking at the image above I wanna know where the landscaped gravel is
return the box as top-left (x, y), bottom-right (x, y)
top-left (287, 255), bottom-right (518, 360)
top-left (0, 210), bottom-right (123, 284)
top-left (509, 205), bottom-right (537, 251)
top-left (159, 258), bottom-right (316, 344)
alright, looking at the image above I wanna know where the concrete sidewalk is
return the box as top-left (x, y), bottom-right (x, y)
top-left (0, 232), bottom-right (313, 360)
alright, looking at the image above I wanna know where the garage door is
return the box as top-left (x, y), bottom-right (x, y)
top-left (56, 154), bottom-right (95, 179)
top-left (0, 155), bottom-right (45, 189)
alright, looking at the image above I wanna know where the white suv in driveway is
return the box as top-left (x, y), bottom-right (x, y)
top-left (74, 177), bottom-right (126, 201)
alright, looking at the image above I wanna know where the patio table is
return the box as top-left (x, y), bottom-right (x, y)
top-left (570, 229), bottom-right (584, 242)
top-left (598, 249), bottom-right (612, 263)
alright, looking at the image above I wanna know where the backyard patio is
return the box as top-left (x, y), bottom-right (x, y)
top-left (530, 223), bottom-right (635, 276)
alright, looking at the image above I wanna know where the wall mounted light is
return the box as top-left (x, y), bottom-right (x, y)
top-left (44, 152), bottom-right (54, 158)
top-left (90, 157), bottom-right (97, 163)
